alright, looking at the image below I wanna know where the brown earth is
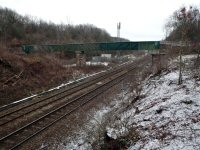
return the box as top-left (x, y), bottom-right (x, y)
top-left (0, 48), bottom-right (106, 106)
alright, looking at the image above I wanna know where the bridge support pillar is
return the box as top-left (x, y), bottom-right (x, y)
top-left (151, 53), bottom-right (166, 74)
top-left (76, 51), bottom-right (86, 66)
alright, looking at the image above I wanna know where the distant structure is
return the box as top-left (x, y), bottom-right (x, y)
top-left (117, 22), bottom-right (121, 38)
top-left (76, 51), bottom-right (86, 66)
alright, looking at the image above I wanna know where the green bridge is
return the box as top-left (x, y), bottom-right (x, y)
top-left (22, 41), bottom-right (160, 54)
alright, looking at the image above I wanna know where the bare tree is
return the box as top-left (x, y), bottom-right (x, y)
top-left (165, 6), bottom-right (200, 84)
top-left (0, 7), bottom-right (114, 46)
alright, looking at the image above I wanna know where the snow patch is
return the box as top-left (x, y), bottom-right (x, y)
top-left (86, 61), bottom-right (109, 66)
top-left (60, 91), bottom-right (132, 149)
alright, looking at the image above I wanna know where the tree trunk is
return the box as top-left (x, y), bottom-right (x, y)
top-left (197, 48), bottom-right (200, 65)
top-left (178, 49), bottom-right (183, 85)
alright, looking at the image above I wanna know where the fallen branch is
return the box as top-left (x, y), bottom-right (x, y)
top-left (2, 70), bottom-right (23, 86)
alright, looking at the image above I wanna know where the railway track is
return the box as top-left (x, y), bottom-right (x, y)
top-left (0, 65), bottom-right (125, 127)
top-left (0, 61), bottom-right (137, 149)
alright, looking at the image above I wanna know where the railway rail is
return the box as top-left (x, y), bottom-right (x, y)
top-left (0, 61), bottom-right (137, 150)
top-left (0, 65), bottom-right (125, 127)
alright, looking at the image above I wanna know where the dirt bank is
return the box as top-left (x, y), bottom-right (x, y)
top-left (0, 49), bottom-right (105, 106)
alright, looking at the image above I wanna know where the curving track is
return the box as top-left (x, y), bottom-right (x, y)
top-left (0, 61), bottom-right (137, 150)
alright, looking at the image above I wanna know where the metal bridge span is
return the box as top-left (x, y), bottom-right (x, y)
top-left (22, 41), bottom-right (160, 54)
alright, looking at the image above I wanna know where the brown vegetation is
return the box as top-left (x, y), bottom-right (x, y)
top-left (165, 5), bottom-right (200, 84)
top-left (0, 48), bottom-right (105, 106)
top-left (0, 6), bottom-right (127, 106)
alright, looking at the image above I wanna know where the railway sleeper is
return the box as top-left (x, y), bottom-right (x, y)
top-left (49, 114), bottom-right (59, 118)
top-left (31, 126), bottom-right (41, 130)
top-left (44, 117), bottom-right (56, 123)
top-left (55, 111), bottom-right (64, 116)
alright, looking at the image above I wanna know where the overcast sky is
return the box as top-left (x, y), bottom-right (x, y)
top-left (0, 0), bottom-right (199, 41)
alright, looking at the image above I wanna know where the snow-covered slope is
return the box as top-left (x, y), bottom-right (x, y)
top-left (128, 70), bottom-right (200, 150)
top-left (57, 55), bottom-right (200, 150)
top-left (106, 55), bottom-right (200, 150)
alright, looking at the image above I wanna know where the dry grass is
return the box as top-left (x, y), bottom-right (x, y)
top-left (0, 49), bottom-right (105, 106)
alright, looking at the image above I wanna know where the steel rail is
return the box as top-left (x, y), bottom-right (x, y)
top-left (0, 68), bottom-right (124, 126)
top-left (0, 69), bottom-right (128, 149)
top-left (0, 62), bottom-right (133, 126)
top-left (10, 71), bottom-right (126, 150)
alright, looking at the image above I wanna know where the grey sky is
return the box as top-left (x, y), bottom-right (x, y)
top-left (0, 0), bottom-right (199, 41)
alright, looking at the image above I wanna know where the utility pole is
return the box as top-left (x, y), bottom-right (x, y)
top-left (117, 22), bottom-right (121, 39)
top-left (196, 10), bottom-right (200, 62)
top-left (117, 22), bottom-right (121, 57)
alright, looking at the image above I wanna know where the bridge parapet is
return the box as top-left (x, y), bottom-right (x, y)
top-left (21, 41), bottom-right (160, 54)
